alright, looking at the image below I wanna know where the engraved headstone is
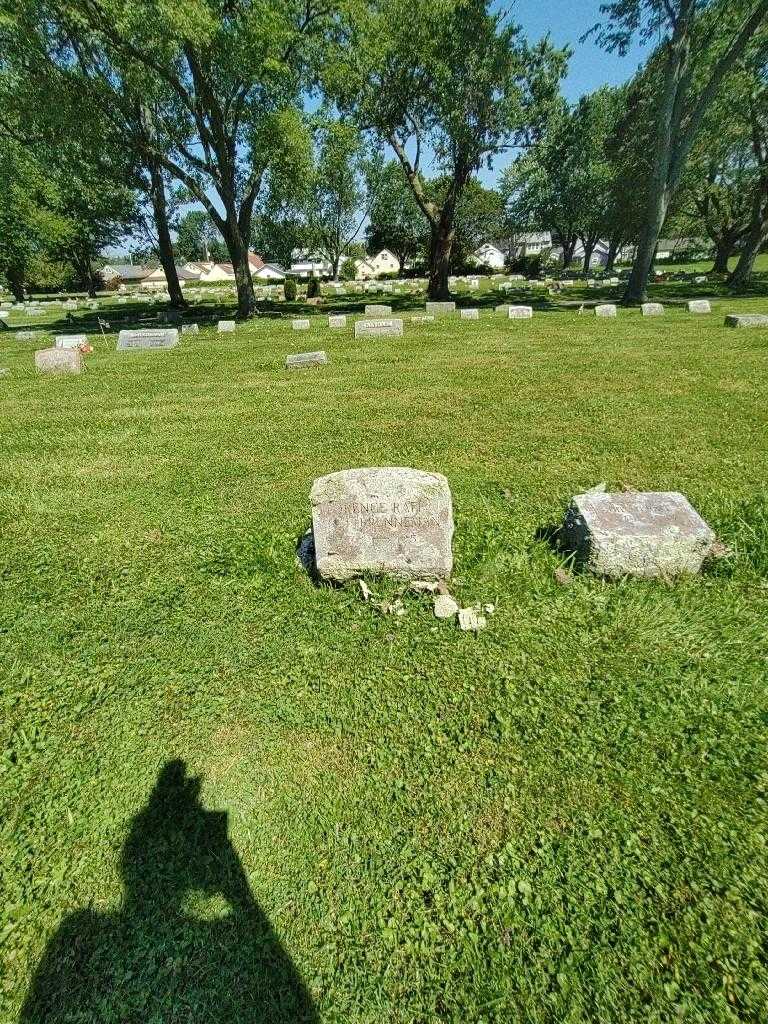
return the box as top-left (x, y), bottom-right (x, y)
top-left (460, 308), bottom-right (480, 319)
top-left (508, 305), bottom-right (533, 319)
top-left (217, 320), bottom-right (236, 333)
top-left (687, 300), bottom-right (711, 314)
top-left (311, 467), bottom-right (454, 582)
top-left (365, 304), bottom-right (392, 315)
top-left (35, 347), bottom-right (83, 374)
top-left (425, 301), bottom-right (456, 315)
top-left (293, 319), bottom-right (310, 330)
top-left (724, 313), bottom-right (768, 328)
top-left (55, 334), bottom-right (87, 349)
top-left (181, 323), bottom-right (199, 334)
top-left (595, 304), bottom-right (617, 317)
top-left (641, 302), bottom-right (664, 316)
top-left (410, 315), bottom-right (435, 323)
top-left (562, 490), bottom-right (714, 579)
top-left (354, 318), bottom-right (404, 338)
top-left (117, 328), bottom-right (178, 350)
top-left (286, 350), bottom-right (328, 369)
top-left (328, 315), bottom-right (347, 329)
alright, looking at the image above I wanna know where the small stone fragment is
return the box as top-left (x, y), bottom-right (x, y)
top-left (434, 594), bottom-right (459, 619)
top-left (411, 580), bottom-right (440, 593)
top-left (554, 566), bottom-right (572, 586)
top-left (359, 579), bottom-right (373, 602)
top-left (458, 607), bottom-right (487, 632)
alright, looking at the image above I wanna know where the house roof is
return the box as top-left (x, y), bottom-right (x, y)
top-left (248, 251), bottom-right (265, 270)
top-left (103, 264), bottom-right (149, 280)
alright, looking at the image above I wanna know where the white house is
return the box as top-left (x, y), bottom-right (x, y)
top-left (101, 264), bottom-right (151, 285)
top-left (254, 262), bottom-right (286, 281)
top-left (140, 265), bottom-right (202, 290)
top-left (353, 248), bottom-right (401, 279)
top-left (471, 242), bottom-right (506, 270)
top-left (510, 232), bottom-right (553, 259)
top-left (290, 249), bottom-right (332, 278)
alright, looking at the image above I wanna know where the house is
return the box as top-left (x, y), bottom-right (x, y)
top-left (510, 232), bottom-right (553, 259)
top-left (182, 252), bottom-right (267, 282)
top-left (353, 248), bottom-right (401, 279)
top-left (290, 249), bottom-right (332, 278)
top-left (471, 242), bottom-right (506, 270)
top-left (101, 264), bottom-right (150, 285)
top-left (254, 262), bottom-right (286, 281)
top-left (655, 238), bottom-right (710, 261)
top-left (140, 265), bottom-right (202, 290)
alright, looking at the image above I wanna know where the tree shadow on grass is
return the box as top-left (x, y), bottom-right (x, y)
top-left (21, 760), bottom-right (317, 1024)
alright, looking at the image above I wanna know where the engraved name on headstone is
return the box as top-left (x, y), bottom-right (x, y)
top-left (117, 328), bottom-right (179, 350)
top-left (461, 308), bottom-right (480, 319)
top-left (55, 335), bottom-right (87, 349)
top-left (286, 350), bottom-right (328, 369)
top-left (293, 319), bottom-right (310, 330)
top-left (425, 301), bottom-right (456, 315)
top-left (328, 315), bottom-right (347, 329)
top-left (595, 304), bottom-right (617, 318)
top-left (688, 300), bottom-right (711, 314)
top-left (724, 313), bottom-right (768, 328)
top-left (354, 318), bottom-right (404, 338)
top-left (508, 305), bottom-right (533, 319)
top-left (365, 304), bottom-right (392, 315)
top-left (641, 302), bottom-right (664, 316)
top-left (217, 320), bottom-right (236, 333)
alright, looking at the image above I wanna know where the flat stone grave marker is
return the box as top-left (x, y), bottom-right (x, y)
top-left (468, 279), bottom-right (479, 289)
top-left (55, 334), bottom-right (87, 349)
top-left (16, 331), bottom-right (38, 341)
top-left (461, 308), bottom-right (480, 320)
top-left (641, 302), bottom-right (664, 316)
top-left (286, 350), bottom-right (328, 370)
top-left (725, 313), bottom-right (768, 328)
top-left (311, 467), bottom-right (454, 582)
top-left (328, 315), bottom-right (347, 329)
top-left (562, 490), bottom-right (714, 579)
top-left (117, 328), bottom-right (179, 350)
top-left (365, 304), bottom-right (392, 315)
top-left (35, 347), bottom-right (83, 374)
top-left (595, 304), bottom-right (617, 318)
top-left (354, 318), bottom-right (404, 339)
top-left (181, 323), bottom-right (199, 334)
top-left (425, 301), bottom-right (456, 315)
top-left (0, 311), bottom-right (10, 320)
top-left (411, 315), bottom-right (435, 323)
top-left (293, 319), bottom-right (311, 330)
top-left (508, 305), bottom-right (533, 319)
top-left (688, 299), bottom-right (711, 314)
top-left (218, 320), bottom-right (236, 333)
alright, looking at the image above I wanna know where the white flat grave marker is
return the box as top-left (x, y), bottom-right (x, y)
top-left (328, 315), bottom-right (347, 329)
top-left (425, 301), bottom-right (456, 315)
top-left (365, 304), bottom-right (392, 316)
top-left (410, 315), bottom-right (435, 323)
top-left (641, 303), bottom-right (664, 316)
top-left (217, 320), bottom-right (236, 333)
top-left (117, 328), bottom-right (179, 350)
top-left (286, 350), bottom-right (328, 369)
top-left (55, 335), bottom-right (87, 349)
top-left (460, 308), bottom-right (480, 319)
top-left (725, 313), bottom-right (768, 328)
top-left (181, 323), bottom-right (199, 334)
top-left (355, 318), bottom-right (404, 338)
top-left (595, 304), bottom-right (617, 317)
top-left (293, 319), bottom-right (311, 330)
top-left (687, 300), bottom-right (711, 314)
top-left (508, 306), bottom-right (533, 319)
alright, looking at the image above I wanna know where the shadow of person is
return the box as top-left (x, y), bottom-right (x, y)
top-left (21, 760), bottom-right (317, 1023)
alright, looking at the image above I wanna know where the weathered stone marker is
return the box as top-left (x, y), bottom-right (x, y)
top-left (354, 318), bottom-right (404, 338)
top-left (410, 315), bottom-right (435, 323)
top-left (595, 304), bottom-right (617, 318)
top-left (16, 331), bottom-right (38, 341)
top-left (460, 308), bottom-right (480, 319)
top-left (508, 305), bottom-right (533, 319)
top-left (35, 347), bottom-right (83, 374)
top-left (217, 320), bottom-right (236, 333)
top-left (724, 313), bottom-right (768, 328)
top-left (425, 301), bottom-right (456, 315)
top-left (365, 304), bottom-right (392, 315)
top-left (688, 300), bottom-right (711, 314)
top-left (286, 350), bottom-right (328, 369)
top-left (562, 490), bottom-right (714, 579)
top-left (181, 323), bottom-right (199, 334)
top-left (328, 315), bottom-right (347, 329)
top-left (311, 467), bottom-right (454, 581)
top-left (55, 335), bottom-right (87, 349)
top-left (292, 319), bottom-right (310, 330)
top-left (641, 302), bottom-right (664, 316)
top-left (117, 328), bottom-right (179, 350)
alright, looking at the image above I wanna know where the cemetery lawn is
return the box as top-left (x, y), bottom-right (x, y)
top-left (2, 292), bottom-right (768, 1023)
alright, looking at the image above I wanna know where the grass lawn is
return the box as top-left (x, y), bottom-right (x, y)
top-left (2, 288), bottom-right (768, 1023)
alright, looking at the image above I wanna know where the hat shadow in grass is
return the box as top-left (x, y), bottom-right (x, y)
top-left (21, 759), bottom-right (317, 1023)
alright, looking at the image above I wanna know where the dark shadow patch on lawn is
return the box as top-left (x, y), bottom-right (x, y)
top-left (21, 760), bottom-right (317, 1024)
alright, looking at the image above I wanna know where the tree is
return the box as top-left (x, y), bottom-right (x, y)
top-left (593, 0), bottom-right (768, 303)
top-left (175, 211), bottom-right (227, 263)
top-left (442, 178), bottom-right (505, 270)
top-left (330, 0), bottom-right (567, 299)
top-left (366, 161), bottom-right (426, 272)
top-left (728, 79), bottom-right (768, 286)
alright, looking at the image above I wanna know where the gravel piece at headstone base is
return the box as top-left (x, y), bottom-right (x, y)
top-left (724, 313), bottom-right (768, 328)
top-left (117, 328), bottom-right (178, 350)
top-left (311, 467), bottom-right (454, 582)
top-left (328, 315), bottom-right (347, 329)
top-left (595, 304), bottom-right (617, 317)
top-left (508, 305), bottom-right (533, 319)
top-left (460, 308), bottom-right (480, 320)
top-left (354, 318), bottom-right (403, 339)
top-left (181, 323), bottom-right (199, 334)
top-left (458, 607), bottom-right (487, 632)
top-left (641, 302), bottom-right (664, 316)
top-left (292, 319), bottom-right (310, 330)
top-left (35, 347), bottom-right (83, 374)
top-left (285, 350), bottom-right (328, 369)
top-left (561, 490), bottom-right (715, 578)
top-left (217, 320), bottom-right (236, 333)
top-left (434, 594), bottom-right (459, 619)
top-left (688, 299), bottom-right (711, 314)
top-left (55, 334), bottom-right (87, 349)
top-left (365, 304), bottom-right (392, 315)
top-left (425, 301), bottom-right (456, 315)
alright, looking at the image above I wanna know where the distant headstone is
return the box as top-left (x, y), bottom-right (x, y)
top-left (460, 308), bottom-right (480, 319)
top-left (311, 467), bottom-right (454, 582)
top-left (641, 302), bottom-right (664, 316)
top-left (217, 320), bottom-right (236, 333)
top-left (695, 275), bottom-right (707, 283)
top-left (117, 328), bottom-right (179, 350)
top-left (328, 315), bottom-right (347, 329)
top-left (354, 318), bottom-right (404, 339)
top-left (35, 347), bottom-right (83, 374)
top-left (410, 315), bottom-right (435, 323)
top-left (181, 323), bottom-right (199, 334)
top-left (286, 350), bottom-right (328, 369)
top-left (724, 313), bottom-right (768, 328)
top-left (688, 299), bottom-right (711, 314)
top-left (15, 331), bottom-right (37, 341)
top-left (468, 279), bottom-right (479, 289)
top-left (55, 334), bottom-right (87, 349)
top-left (293, 319), bottom-right (311, 330)
top-left (595, 304), bottom-right (617, 318)
top-left (562, 490), bottom-right (714, 579)
top-left (508, 306), bottom-right (533, 319)
top-left (425, 301), bottom-right (456, 315)
top-left (365, 304), bottom-right (392, 315)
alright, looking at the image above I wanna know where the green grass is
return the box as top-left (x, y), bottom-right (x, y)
top-left (2, 289), bottom-right (768, 1023)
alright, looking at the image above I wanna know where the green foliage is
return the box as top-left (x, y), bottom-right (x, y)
top-left (306, 275), bottom-right (321, 298)
top-left (366, 161), bottom-right (426, 269)
top-left (175, 211), bottom-right (226, 263)
top-left (283, 277), bottom-right (297, 301)
top-left (340, 257), bottom-right (358, 281)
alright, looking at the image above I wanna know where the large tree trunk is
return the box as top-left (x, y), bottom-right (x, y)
top-left (581, 235), bottom-right (597, 272)
top-left (148, 160), bottom-right (186, 309)
top-left (223, 219), bottom-right (256, 318)
top-left (561, 234), bottom-right (578, 268)
top-left (728, 193), bottom-right (767, 289)
top-left (6, 265), bottom-right (25, 302)
top-left (428, 217), bottom-right (454, 300)
top-left (604, 236), bottom-right (622, 275)
top-left (711, 239), bottom-right (732, 274)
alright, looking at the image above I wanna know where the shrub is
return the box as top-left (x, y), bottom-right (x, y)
top-left (340, 258), bottom-right (357, 281)
top-left (283, 278), bottom-right (297, 301)
top-left (306, 276), bottom-right (320, 298)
